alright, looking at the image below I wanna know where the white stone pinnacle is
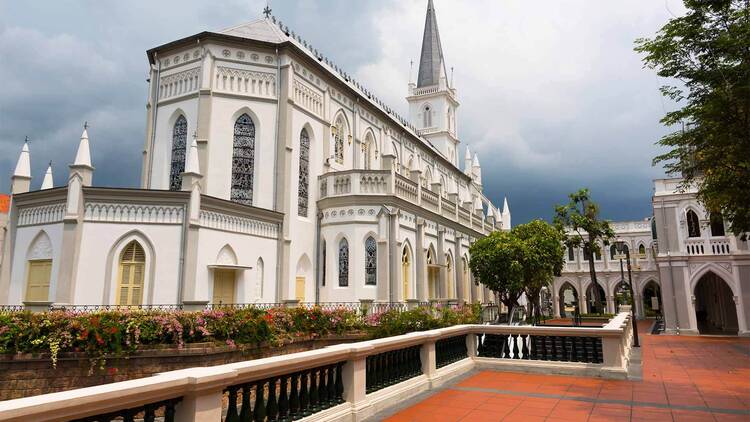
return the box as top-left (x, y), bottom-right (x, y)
top-left (74, 128), bottom-right (92, 167)
top-left (41, 163), bottom-right (54, 190)
top-left (13, 142), bottom-right (31, 178)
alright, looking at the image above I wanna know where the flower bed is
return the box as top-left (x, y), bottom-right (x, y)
top-left (0, 304), bottom-right (482, 369)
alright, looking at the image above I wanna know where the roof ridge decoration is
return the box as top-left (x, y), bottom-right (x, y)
top-left (417, 0), bottom-right (447, 88)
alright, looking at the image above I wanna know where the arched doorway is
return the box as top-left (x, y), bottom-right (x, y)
top-left (558, 283), bottom-right (578, 318)
top-left (401, 246), bottom-right (411, 301)
top-left (613, 281), bottom-right (632, 310)
top-left (586, 282), bottom-right (607, 315)
top-left (694, 272), bottom-right (738, 335)
top-left (642, 281), bottom-right (662, 318)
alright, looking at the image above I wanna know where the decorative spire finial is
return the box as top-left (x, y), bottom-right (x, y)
top-left (83, 121), bottom-right (89, 130)
top-left (24, 135), bottom-right (30, 144)
top-left (263, 3), bottom-right (272, 18)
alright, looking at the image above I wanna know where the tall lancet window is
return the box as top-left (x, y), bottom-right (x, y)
top-left (169, 115), bottom-right (188, 191)
top-left (423, 104), bottom-right (432, 128)
top-left (365, 236), bottom-right (377, 285)
top-left (333, 116), bottom-right (345, 165)
top-left (298, 129), bottom-right (310, 217)
top-left (686, 210), bottom-right (701, 238)
top-left (338, 238), bottom-right (349, 287)
top-left (231, 114), bottom-right (255, 205)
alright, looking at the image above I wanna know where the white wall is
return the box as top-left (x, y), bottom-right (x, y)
top-left (8, 223), bottom-right (64, 304)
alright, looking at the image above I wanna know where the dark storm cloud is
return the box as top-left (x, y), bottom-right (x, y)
top-left (0, 0), bottom-right (683, 224)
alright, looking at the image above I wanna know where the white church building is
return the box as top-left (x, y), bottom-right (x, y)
top-left (0, 1), bottom-right (508, 309)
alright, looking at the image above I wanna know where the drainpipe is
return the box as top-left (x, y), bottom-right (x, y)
top-left (384, 205), bottom-right (394, 303)
top-left (146, 52), bottom-right (161, 187)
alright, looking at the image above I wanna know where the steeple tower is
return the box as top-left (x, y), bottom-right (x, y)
top-left (417, 0), bottom-right (448, 89)
top-left (408, 0), bottom-right (460, 167)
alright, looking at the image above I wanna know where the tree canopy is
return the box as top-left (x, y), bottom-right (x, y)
top-left (635, 0), bottom-right (750, 235)
top-left (554, 189), bottom-right (614, 312)
top-left (468, 230), bottom-right (525, 313)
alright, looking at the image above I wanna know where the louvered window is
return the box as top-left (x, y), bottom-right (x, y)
top-left (169, 115), bottom-right (187, 191)
top-left (117, 241), bottom-right (146, 306)
top-left (338, 238), bottom-right (349, 287)
top-left (365, 237), bottom-right (377, 285)
top-left (298, 129), bottom-right (310, 216)
top-left (25, 260), bottom-right (51, 302)
top-left (231, 114), bottom-right (255, 205)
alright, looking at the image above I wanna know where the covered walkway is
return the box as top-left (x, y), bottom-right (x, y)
top-left (380, 322), bottom-right (750, 421)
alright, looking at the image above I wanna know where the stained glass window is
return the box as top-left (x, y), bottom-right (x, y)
top-left (365, 236), bottom-right (377, 285)
top-left (338, 238), bottom-right (349, 287)
top-left (169, 116), bottom-right (187, 191)
top-left (334, 117), bottom-right (344, 165)
top-left (231, 114), bottom-right (255, 205)
top-left (298, 129), bottom-right (310, 216)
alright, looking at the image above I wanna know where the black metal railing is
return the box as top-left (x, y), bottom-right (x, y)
top-left (476, 334), bottom-right (603, 363)
top-left (365, 345), bottom-right (422, 394)
top-left (49, 304), bottom-right (185, 312)
top-left (435, 335), bottom-right (468, 368)
top-left (0, 305), bottom-right (25, 313)
top-left (70, 397), bottom-right (181, 422)
top-left (206, 303), bottom-right (282, 311)
top-left (223, 362), bottom-right (344, 421)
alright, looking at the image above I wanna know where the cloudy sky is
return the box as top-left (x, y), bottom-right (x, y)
top-left (0, 0), bottom-right (685, 224)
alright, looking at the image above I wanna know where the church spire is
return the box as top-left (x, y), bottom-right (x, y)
top-left (417, 0), bottom-right (447, 88)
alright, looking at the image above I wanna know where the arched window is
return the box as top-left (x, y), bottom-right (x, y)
top-left (338, 238), bottom-right (349, 287)
top-left (169, 115), bottom-right (188, 191)
top-left (710, 213), bottom-right (725, 237)
top-left (392, 143), bottom-right (400, 174)
top-left (365, 236), bottom-right (377, 285)
top-left (333, 116), bottom-right (345, 165)
top-left (567, 245), bottom-right (575, 261)
top-left (402, 246), bottom-right (411, 300)
top-left (440, 175), bottom-right (447, 198)
top-left (321, 242), bottom-right (327, 287)
top-left (256, 257), bottom-right (264, 299)
top-left (594, 244), bottom-right (602, 261)
top-left (25, 232), bottom-right (53, 302)
top-left (117, 241), bottom-right (146, 306)
top-left (423, 104), bottom-right (432, 127)
top-left (231, 113), bottom-right (255, 205)
top-left (405, 155), bottom-right (413, 178)
top-left (638, 244), bottom-right (646, 258)
top-left (686, 209), bottom-right (701, 238)
top-left (610, 244), bottom-right (618, 260)
top-left (423, 167), bottom-right (432, 189)
top-left (298, 129), bottom-right (310, 217)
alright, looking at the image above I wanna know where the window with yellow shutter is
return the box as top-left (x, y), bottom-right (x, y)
top-left (25, 260), bottom-right (52, 302)
top-left (117, 241), bottom-right (146, 306)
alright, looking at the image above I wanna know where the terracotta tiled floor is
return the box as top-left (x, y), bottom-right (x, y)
top-left (383, 321), bottom-right (750, 421)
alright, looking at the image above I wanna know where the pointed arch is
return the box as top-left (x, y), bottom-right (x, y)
top-left (231, 113), bottom-right (256, 205)
top-left (103, 230), bottom-right (157, 305)
top-left (709, 212), bottom-right (725, 236)
top-left (362, 129), bottom-right (377, 170)
top-left (338, 237), bottom-right (349, 287)
top-left (401, 242), bottom-right (413, 300)
top-left (637, 243), bottom-right (647, 258)
top-left (216, 244), bottom-right (238, 265)
top-left (298, 127), bottom-right (311, 216)
top-left (422, 103), bottom-right (433, 128)
top-left (256, 257), bottom-right (265, 300)
top-left (558, 281), bottom-right (579, 318)
top-left (364, 235), bottom-right (377, 285)
top-left (445, 250), bottom-right (455, 299)
top-left (25, 231), bottom-right (53, 302)
top-left (686, 209), bottom-right (701, 238)
top-left (332, 111), bottom-right (350, 165)
top-left (294, 254), bottom-right (311, 302)
top-left (423, 166), bottom-right (433, 189)
top-left (169, 114), bottom-right (188, 191)
top-left (116, 240), bottom-right (146, 306)
top-left (392, 142), bottom-right (400, 173)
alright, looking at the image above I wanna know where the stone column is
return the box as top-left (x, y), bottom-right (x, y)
top-left (455, 234), bottom-right (465, 302)
top-left (552, 285), bottom-right (560, 318)
top-left (275, 64), bottom-right (294, 302)
top-left (389, 208), bottom-right (400, 302)
top-left (415, 218), bottom-right (427, 301)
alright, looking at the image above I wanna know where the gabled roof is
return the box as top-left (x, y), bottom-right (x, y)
top-left (219, 19), bottom-right (287, 44)
top-left (417, 0), bottom-right (448, 88)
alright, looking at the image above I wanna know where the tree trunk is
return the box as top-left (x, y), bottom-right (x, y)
top-left (586, 233), bottom-right (601, 313)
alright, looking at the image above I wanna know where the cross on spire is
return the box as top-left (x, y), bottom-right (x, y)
top-left (83, 121), bottom-right (89, 130)
top-left (24, 135), bottom-right (30, 144)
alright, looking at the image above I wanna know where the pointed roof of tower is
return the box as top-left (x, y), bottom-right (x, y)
top-left (74, 127), bottom-right (92, 167)
top-left (417, 0), bottom-right (448, 88)
top-left (14, 141), bottom-right (31, 178)
top-left (41, 163), bottom-right (54, 190)
top-left (502, 197), bottom-right (510, 214)
top-left (472, 153), bottom-right (480, 168)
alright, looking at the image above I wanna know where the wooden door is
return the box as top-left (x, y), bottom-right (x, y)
top-left (212, 270), bottom-right (235, 305)
top-left (26, 260), bottom-right (52, 302)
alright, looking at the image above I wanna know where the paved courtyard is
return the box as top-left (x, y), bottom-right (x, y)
top-left (381, 322), bottom-right (750, 421)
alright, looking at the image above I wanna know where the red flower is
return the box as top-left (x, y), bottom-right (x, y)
top-left (107, 367), bottom-right (118, 375)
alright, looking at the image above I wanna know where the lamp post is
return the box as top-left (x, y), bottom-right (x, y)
top-left (615, 240), bottom-right (640, 347)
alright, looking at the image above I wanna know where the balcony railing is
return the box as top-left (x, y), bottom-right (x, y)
top-left (0, 313), bottom-right (634, 421)
top-left (685, 237), bottom-right (734, 256)
top-left (319, 170), bottom-right (495, 234)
